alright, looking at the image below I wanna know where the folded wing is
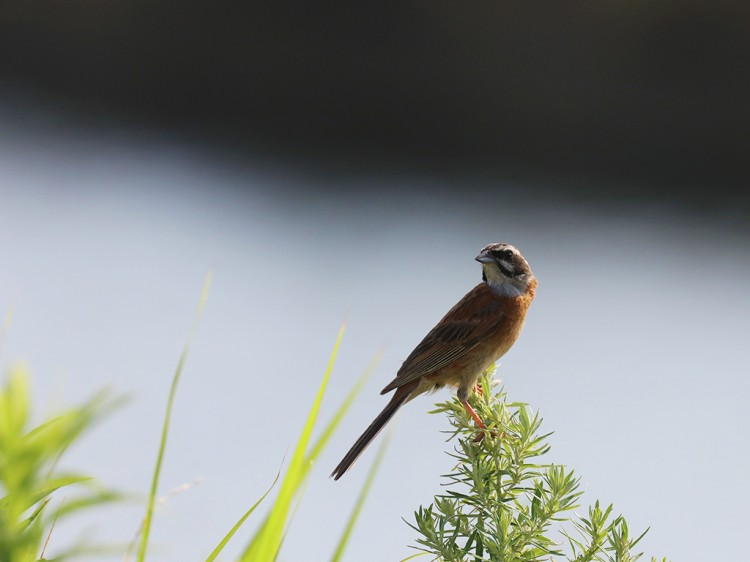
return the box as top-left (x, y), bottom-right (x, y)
top-left (381, 284), bottom-right (504, 394)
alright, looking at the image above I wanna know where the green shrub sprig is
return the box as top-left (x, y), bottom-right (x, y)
top-left (409, 373), bottom-right (664, 562)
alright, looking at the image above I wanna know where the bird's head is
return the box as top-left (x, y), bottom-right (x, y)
top-left (475, 243), bottom-right (535, 297)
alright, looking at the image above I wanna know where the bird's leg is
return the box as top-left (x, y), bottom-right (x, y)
top-left (460, 399), bottom-right (487, 429)
top-left (458, 385), bottom-right (489, 443)
top-left (457, 386), bottom-right (487, 430)
top-left (473, 383), bottom-right (483, 397)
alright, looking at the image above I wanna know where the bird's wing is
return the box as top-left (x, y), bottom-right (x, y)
top-left (381, 284), bottom-right (504, 393)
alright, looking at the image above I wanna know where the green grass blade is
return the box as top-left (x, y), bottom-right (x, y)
top-left (240, 321), bottom-right (345, 562)
top-left (20, 497), bottom-right (51, 531)
top-left (399, 553), bottom-right (430, 562)
top-left (205, 469), bottom-right (281, 562)
top-left (305, 349), bottom-right (381, 465)
top-left (234, 348), bottom-right (374, 559)
top-left (273, 470), bottom-right (312, 560)
top-left (330, 428), bottom-right (392, 562)
top-left (136, 271), bottom-right (212, 562)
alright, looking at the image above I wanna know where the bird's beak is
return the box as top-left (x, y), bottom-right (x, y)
top-left (475, 252), bottom-right (494, 264)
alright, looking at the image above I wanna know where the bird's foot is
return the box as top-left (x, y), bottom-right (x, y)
top-left (472, 426), bottom-right (501, 443)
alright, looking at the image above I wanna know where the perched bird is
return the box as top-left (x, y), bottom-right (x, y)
top-left (332, 242), bottom-right (537, 480)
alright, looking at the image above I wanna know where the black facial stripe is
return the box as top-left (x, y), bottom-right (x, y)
top-left (496, 260), bottom-right (516, 277)
top-left (489, 249), bottom-right (517, 276)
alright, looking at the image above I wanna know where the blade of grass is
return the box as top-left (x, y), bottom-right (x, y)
top-left (39, 498), bottom-right (65, 560)
top-left (236, 348), bottom-right (376, 559)
top-left (399, 553), bottom-right (431, 561)
top-left (273, 469), bottom-right (312, 561)
top-left (136, 271), bottom-right (212, 562)
top-left (240, 320), bottom-right (345, 562)
top-left (305, 348), bottom-right (382, 465)
top-left (330, 428), bottom-right (392, 562)
top-left (205, 469), bottom-right (281, 562)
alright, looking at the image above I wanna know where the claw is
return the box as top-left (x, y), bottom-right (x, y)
top-left (472, 427), bottom-right (502, 443)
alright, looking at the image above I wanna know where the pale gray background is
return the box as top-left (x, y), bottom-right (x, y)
top-left (1, 109), bottom-right (748, 561)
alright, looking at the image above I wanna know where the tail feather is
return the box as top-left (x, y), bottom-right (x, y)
top-left (331, 385), bottom-right (414, 480)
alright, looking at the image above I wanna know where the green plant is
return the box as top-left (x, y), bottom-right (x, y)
top-left (0, 364), bottom-right (120, 562)
top-left (409, 373), bottom-right (665, 562)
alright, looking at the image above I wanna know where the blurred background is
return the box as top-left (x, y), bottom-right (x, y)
top-left (1, 1), bottom-right (749, 560)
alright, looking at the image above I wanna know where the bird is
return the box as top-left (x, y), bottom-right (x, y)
top-left (331, 242), bottom-right (537, 480)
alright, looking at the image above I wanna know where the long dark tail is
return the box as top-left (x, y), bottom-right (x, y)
top-left (331, 384), bottom-right (414, 480)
